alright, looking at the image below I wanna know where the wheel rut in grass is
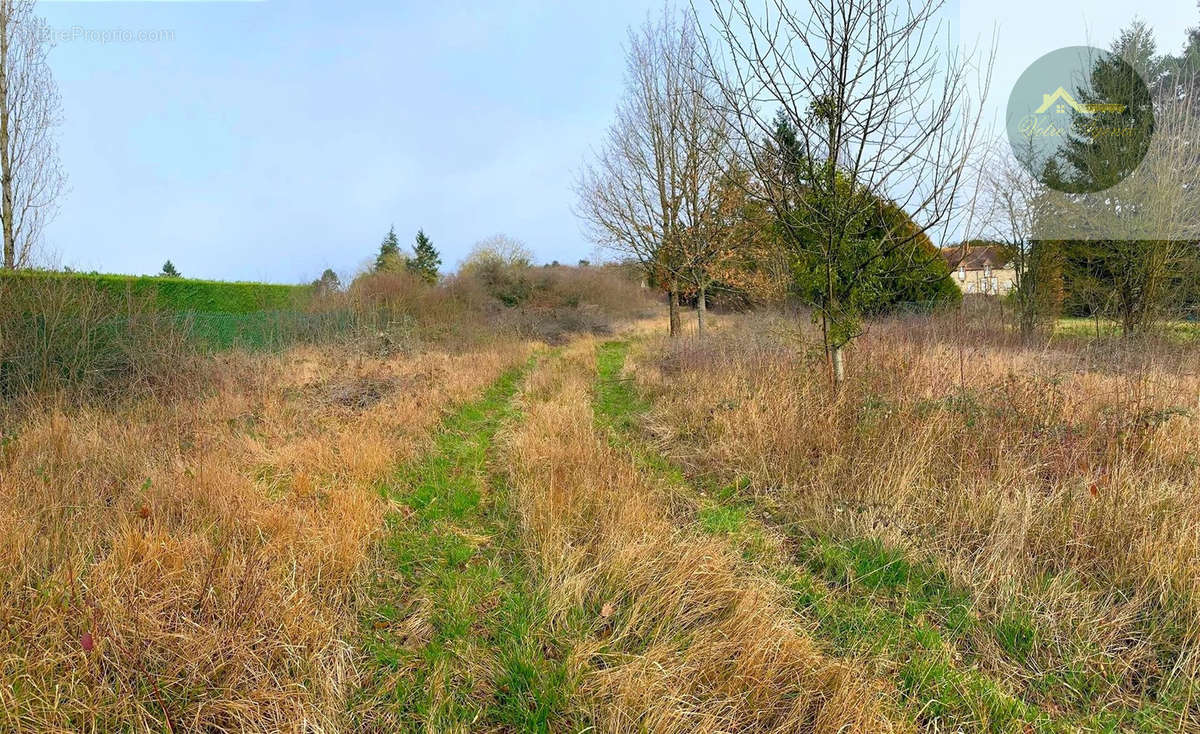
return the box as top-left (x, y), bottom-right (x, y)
top-left (593, 339), bottom-right (1182, 733)
top-left (351, 360), bottom-right (569, 733)
top-left (505, 341), bottom-right (900, 732)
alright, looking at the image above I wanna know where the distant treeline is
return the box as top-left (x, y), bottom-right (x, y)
top-left (0, 269), bottom-right (313, 314)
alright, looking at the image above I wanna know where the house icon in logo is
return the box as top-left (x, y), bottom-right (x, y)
top-left (1034, 87), bottom-right (1126, 115)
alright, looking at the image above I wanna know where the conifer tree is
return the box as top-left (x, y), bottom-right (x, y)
top-left (375, 226), bottom-right (403, 272)
top-left (1053, 24), bottom-right (1180, 334)
top-left (406, 229), bottom-right (441, 284)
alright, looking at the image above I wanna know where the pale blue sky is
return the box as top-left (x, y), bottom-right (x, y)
top-left (36, 1), bottom-right (1199, 284)
top-left (40, 0), bottom-right (667, 282)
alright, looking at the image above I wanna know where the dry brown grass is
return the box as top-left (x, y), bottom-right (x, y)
top-left (501, 338), bottom-right (906, 733)
top-left (0, 338), bottom-right (531, 731)
top-left (632, 311), bottom-right (1200, 719)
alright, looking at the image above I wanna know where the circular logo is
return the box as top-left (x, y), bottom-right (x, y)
top-left (1006, 46), bottom-right (1154, 193)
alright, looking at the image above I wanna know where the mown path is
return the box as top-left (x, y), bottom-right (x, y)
top-left (593, 340), bottom-right (1180, 734)
top-left (343, 338), bottom-right (1181, 733)
top-left (350, 360), bottom-right (573, 732)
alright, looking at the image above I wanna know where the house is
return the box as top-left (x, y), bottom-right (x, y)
top-left (940, 244), bottom-right (1015, 296)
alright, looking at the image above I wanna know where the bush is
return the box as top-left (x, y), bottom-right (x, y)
top-left (338, 262), bottom-right (656, 348)
top-left (455, 258), bottom-right (651, 315)
top-left (0, 275), bottom-right (196, 406)
top-left (474, 259), bottom-right (535, 306)
top-left (527, 263), bottom-right (650, 316)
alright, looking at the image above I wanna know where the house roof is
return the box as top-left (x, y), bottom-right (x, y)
top-left (940, 245), bottom-right (1010, 271)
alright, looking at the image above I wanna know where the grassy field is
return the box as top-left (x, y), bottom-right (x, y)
top-left (4, 301), bottom-right (1200, 731)
top-left (1056, 316), bottom-right (1200, 341)
top-left (625, 313), bottom-right (1200, 731)
top-left (0, 336), bottom-right (533, 729)
top-left (599, 335), bottom-right (1183, 731)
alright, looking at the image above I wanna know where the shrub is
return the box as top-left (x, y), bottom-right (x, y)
top-left (526, 263), bottom-right (650, 316)
top-left (476, 259), bottom-right (535, 306)
top-left (0, 275), bottom-right (195, 406)
top-left (342, 262), bottom-right (656, 345)
top-left (457, 235), bottom-right (538, 306)
top-left (461, 234), bottom-right (533, 270)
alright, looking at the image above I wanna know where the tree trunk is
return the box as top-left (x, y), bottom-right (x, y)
top-left (696, 286), bottom-right (706, 337)
top-left (819, 309), bottom-right (833, 387)
top-left (668, 288), bottom-right (681, 337)
top-left (0, 6), bottom-right (13, 270)
top-left (1019, 290), bottom-right (1035, 336)
top-left (831, 345), bottom-right (845, 388)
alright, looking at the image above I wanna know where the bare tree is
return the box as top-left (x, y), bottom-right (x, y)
top-left (701, 0), bottom-right (991, 386)
top-left (1147, 53), bottom-right (1200, 323)
top-left (0, 0), bottom-right (65, 270)
top-left (462, 233), bottom-right (533, 270)
top-left (575, 6), bottom-right (725, 338)
top-left (675, 57), bottom-right (732, 337)
top-left (978, 137), bottom-right (1056, 334)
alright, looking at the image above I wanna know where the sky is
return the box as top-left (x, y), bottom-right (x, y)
top-left (35, 0), bottom-right (1200, 284)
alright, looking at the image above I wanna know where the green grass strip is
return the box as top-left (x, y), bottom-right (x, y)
top-left (351, 362), bottom-right (578, 732)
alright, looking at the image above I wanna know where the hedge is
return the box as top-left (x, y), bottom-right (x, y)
top-left (0, 269), bottom-right (313, 313)
top-left (182, 310), bottom-right (367, 351)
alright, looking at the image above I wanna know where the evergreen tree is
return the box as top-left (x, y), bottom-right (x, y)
top-left (767, 114), bottom-right (957, 335)
top-left (406, 229), bottom-right (441, 284)
top-left (311, 268), bottom-right (341, 294)
top-left (1052, 24), bottom-right (1185, 334)
top-left (159, 260), bottom-right (181, 278)
top-left (375, 226), bottom-right (403, 272)
top-left (1161, 9), bottom-right (1200, 94)
top-left (1057, 25), bottom-right (1157, 193)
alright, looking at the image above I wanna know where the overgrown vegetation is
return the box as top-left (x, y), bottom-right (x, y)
top-left (11, 297), bottom-right (1200, 731)
top-left (0, 327), bottom-right (533, 729)
top-left (499, 338), bottom-right (899, 731)
top-left (0, 275), bottom-right (196, 404)
top-left (625, 311), bottom-right (1200, 731)
top-left (0, 257), bottom-right (655, 410)
top-left (0, 252), bottom-right (656, 729)
top-left (4, 0), bottom-right (1200, 730)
